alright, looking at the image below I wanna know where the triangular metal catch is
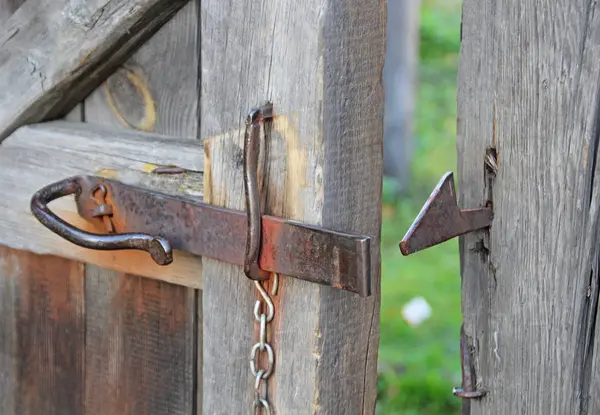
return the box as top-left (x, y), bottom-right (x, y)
top-left (399, 172), bottom-right (492, 255)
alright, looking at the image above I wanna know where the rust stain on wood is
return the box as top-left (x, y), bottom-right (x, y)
top-left (116, 275), bottom-right (189, 331)
top-left (95, 168), bottom-right (119, 179)
top-left (0, 246), bottom-right (85, 414)
top-left (203, 137), bottom-right (213, 204)
top-left (84, 271), bottom-right (194, 414)
top-left (276, 114), bottom-right (307, 219)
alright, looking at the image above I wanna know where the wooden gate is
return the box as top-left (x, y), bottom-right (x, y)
top-left (0, 0), bottom-right (385, 414)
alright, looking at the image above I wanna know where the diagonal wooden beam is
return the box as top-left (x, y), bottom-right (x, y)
top-left (0, 0), bottom-right (189, 142)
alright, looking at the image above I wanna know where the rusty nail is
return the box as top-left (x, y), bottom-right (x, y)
top-left (152, 166), bottom-right (187, 174)
top-left (453, 324), bottom-right (487, 399)
top-left (90, 183), bottom-right (108, 204)
top-left (399, 172), bottom-right (492, 256)
top-left (91, 204), bottom-right (113, 217)
top-left (101, 216), bottom-right (115, 234)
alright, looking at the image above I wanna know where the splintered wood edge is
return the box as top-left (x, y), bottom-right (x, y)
top-left (0, 121), bottom-right (204, 289)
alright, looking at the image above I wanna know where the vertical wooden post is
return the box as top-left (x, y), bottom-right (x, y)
top-left (81, 3), bottom-right (200, 414)
top-left (458, 1), bottom-right (600, 414)
top-left (201, 1), bottom-right (386, 413)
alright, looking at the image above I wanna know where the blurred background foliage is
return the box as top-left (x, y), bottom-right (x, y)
top-left (377, 0), bottom-right (463, 413)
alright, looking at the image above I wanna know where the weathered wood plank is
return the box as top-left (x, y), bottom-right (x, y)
top-left (84, 4), bottom-right (198, 136)
top-left (0, 246), bottom-right (85, 415)
top-left (0, 0), bottom-right (189, 142)
top-left (201, 0), bottom-right (385, 413)
top-left (0, 4), bottom-right (85, 415)
top-left (0, 249), bottom-right (16, 414)
top-left (83, 2), bottom-right (200, 414)
top-left (0, 121), bottom-right (203, 288)
top-left (458, 1), bottom-right (600, 414)
top-left (84, 266), bottom-right (195, 414)
top-left (0, 10), bottom-right (24, 411)
top-left (64, 105), bottom-right (84, 122)
top-left (0, 7), bottom-right (26, 412)
top-left (0, 0), bottom-right (21, 21)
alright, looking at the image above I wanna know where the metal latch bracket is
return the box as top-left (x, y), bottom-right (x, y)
top-left (30, 106), bottom-right (371, 297)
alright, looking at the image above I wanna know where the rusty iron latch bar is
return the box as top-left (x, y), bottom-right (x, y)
top-left (30, 175), bottom-right (370, 296)
top-left (30, 104), bottom-right (370, 297)
top-left (399, 172), bottom-right (492, 255)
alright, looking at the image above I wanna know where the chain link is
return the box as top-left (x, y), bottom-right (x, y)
top-left (251, 273), bottom-right (278, 414)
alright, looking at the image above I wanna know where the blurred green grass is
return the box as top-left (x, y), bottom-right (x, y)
top-left (377, 1), bottom-right (463, 414)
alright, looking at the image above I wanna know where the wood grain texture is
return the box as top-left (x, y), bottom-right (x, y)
top-left (201, 0), bottom-right (385, 413)
top-left (0, 0), bottom-right (21, 21)
top-left (84, 3), bottom-right (198, 136)
top-left (64, 105), bottom-right (84, 122)
top-left (458, 1), bottom-right (600, 414)
top-left (0, 121), bottom-right (203, 288)
top-left (0, 0), bottom-right (189, 142)
top-left (84, 266), bottom-right (195, 414)
top-left (0, 4), bottom-right (85, 415)
top-left (0, 7), bottom-right (24, 412)
top-left (0, 246), bottom-right (85, 415)
top-left (82, 2), bottom-right (200, 414)
top-left (0, 11), bottom-right (23, 412)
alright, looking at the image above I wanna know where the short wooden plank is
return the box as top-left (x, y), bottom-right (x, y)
top-left (0, 246), bottom-right (85, 415)
top-left (0, 0), bottom-right (189, 142)
top-left (0, 121), bottom-right (204, 288)
top-left (458, 1), bottom-right (600, 414)
top-left (201, 1), bottom-right (385, 413)
top-left (83, 2), bottom-right (200, 414)
top-left (84, 266), bottom-right (195, 414)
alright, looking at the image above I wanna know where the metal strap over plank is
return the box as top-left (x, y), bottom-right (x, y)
top-left (31, 175), bottom-right (372, 296)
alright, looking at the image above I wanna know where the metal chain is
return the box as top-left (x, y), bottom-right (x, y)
top-left (251, 273), bottom-right (278, 414)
